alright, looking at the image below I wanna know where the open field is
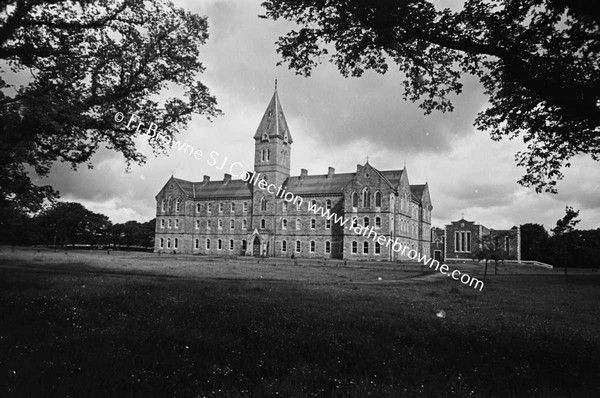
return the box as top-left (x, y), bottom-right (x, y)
top-left (1, 247), bottom-right (599, 397)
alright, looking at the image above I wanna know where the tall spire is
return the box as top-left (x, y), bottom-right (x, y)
top-left (254, 82), bottom-right (293, 143)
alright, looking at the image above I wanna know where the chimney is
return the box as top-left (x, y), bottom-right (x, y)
top-left (327, 167), bottom-right (335, 178)
top-left (300, 168), bottom-right (308, 177)
top-left (357, 164), bottom-right (363, 172)
top-left (203, 175), bottom-right (210, 183)
top-left (223, 173), bottom-right (231, 182)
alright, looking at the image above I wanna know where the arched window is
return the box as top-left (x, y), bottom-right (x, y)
top-left (159, 238), bottom-right (164, 248)
top-left (375, 242), bottom-right (381, 254)
top-left (296, 219), bottom-right (301, 230)
top-left (218, 219), bottom-right (223, 229)
top-left (207, 202), bottom-right (212, 213)
top-left (242, 219), bottom-right (247, 229)
top-left (363, 217), bottom-right (369, 227)
top-left (267, 148), bottom-right (271, 161)
top-left (311, 199), bottom-right (317, 207)
top-left (242, 240), bottom-right (247, 251)
top-left (218, 239), bottom-right (222, 250)
top-left (375, 191), bottom-right (382, 207)
top-left (352, 217), bottom-right (358, 228)
top-left (167, 197), bottom-right (172, 211)
top-left (352, 192), bottom-right (358, 207)
top-left (206, 239), bottom-right (210, 249)
top-left (363, 241), bottom-right (369, 254)
top-left (174, 238), bottom-right (179, 249)
top-left (175, 199), bottom-right (180, 212)
top-left (207, 220), bottom-right (211, 229)
top-left (261, 219), bottom-right (266, 229)
top-left (296, 240), bottom-right (301, 252)
top-left (311, 219), bottom-right (316, 229)
top-left (260, 197), bottom-right (267, 211)
top-left (325, 241), bottom-right (331, 254)
top-left (310, 241), bottom-right (315, 252)
top-left (282, 219), bottom-right (288, 229)
top-left (231, 202), bottom-right (235, 212)
top-left (195, 220), bottom-right (200, 229)
top-left (375, 217), bottom-right (381, 228)
top-left (195, 239), bottom-right (199, 249)
top-left (243, 202), bottom-right (248, 212)
top-left (261, 149), bottom-right (265, 161)
top-left (326, 219), bottom-right (331, 229)
top-left (282, 240), bottom-right (287, 252)
top-left (230, 219), bottom-right (234, 229)
top-left (326, 200), bottom-right (331, 209)
top-left (229, 240), bottom-right (234, 250)
top-left (363, 188), bottom-right (371, 207)
top-left (352, 241), bottom-right (358, 253)
top-left (167, 238), bottom-right (171, 249)
top-left (196, 203), bottom-right (201, 213)
top-left (161, 200), bottom-right (165, 212)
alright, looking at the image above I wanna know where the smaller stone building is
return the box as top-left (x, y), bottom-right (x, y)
top-left (430, 218), bottom-right (521, 262)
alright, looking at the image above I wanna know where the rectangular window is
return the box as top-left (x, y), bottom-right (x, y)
top-left (311, 219), bottom-right (316, 229)
top-left (461, 232), bottom-right (466, 252)
top-left (326, 219), bottom-right (331, 229)
top-left (195, 239), bottom-right (199, 249)
top-left (218, 239), bottom-right (222, 250)
top-left (466, 231), bottom-right (471, 252)
top-left (455, 231), bottom-right (460, 252)
top-left (352, 241), bottom-right (357, 254)
top-left (206, 239), bottom-right (210, 249)
top-left (296, 241), bottom-right (301, 252)
top-left (282, 240), bottom-right (287, 252)
top-left (375, 242), bottom-right (381, 254)
top-left (310, 241), bottom-right (315, 253)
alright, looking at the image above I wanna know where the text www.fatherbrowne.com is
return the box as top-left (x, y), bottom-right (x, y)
top-left (115, 110), bottom-right (484, 291)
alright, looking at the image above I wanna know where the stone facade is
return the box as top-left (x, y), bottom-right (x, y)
top-left (154, 86), bottom-right (432, 260)
top-left (432, 218), bottom-right (521, 262)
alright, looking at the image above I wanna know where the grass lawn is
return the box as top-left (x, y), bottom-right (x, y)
top-left (1, 247), bottom-right (599, 397)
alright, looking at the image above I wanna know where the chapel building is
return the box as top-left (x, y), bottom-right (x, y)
top-left (154, 86), bottom-right (432, 260)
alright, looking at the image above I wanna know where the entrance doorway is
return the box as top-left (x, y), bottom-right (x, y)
top-left (252, 237), bottom-right (261, 257)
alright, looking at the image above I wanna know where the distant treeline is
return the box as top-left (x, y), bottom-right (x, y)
top-left (1, 202), bottom-right (155, 249)
top-left (521, 223), bottom-right (600, 268)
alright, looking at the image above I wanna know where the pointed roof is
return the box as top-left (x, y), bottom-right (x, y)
top-left (254, 86), bottom-right (293, 143)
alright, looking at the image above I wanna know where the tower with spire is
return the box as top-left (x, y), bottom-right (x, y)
top-left (253, 81), bottom-right (293, 189)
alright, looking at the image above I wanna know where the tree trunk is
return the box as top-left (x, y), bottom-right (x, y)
top-left (484, 259), bottom-right (489, 281)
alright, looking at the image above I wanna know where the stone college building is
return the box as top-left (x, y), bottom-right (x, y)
top-left (155, 86), bottom-right (432, 260)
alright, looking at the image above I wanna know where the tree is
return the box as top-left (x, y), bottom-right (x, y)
top-left (1, 0), bottom-right (221, 214)
top-left (551, 205), bottom-right (581, 275)
top-left (520, 223), bottom-right (550, 262)
top-left (261, 0), bottom-right (600, 193)
top-left (473, 234), bottom-right (507, 281)
top-left (33, 202), bottom-right (111, 246)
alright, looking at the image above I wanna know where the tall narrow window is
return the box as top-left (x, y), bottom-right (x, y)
top-left (310, 241), bottom-right (315, 253)
top-left (195, 220), bottom-right (200, 229)
top-left (352, 192), bottom-right (358, 207)
top-left (375, 217), bottom-right (381, 228)
top-left (282, 202), bottom-right (288, 212)
top-left (242, 240), bottom-right (247, 251)
top-left (218, 239), bottom-right (222, 250)
top-left (375, 242), bottom-right (381, 254)
top-left (461, 232), bottom-right (466, 252)
top-left (161, 200), bottom-right (165, 212)
top-left (282, 219), bottom-right (287, 230)
top-left (230, 219), bottom-right (235, 229)
top-left (282, 240), bottom-right (287, 252)
top-left (175, 199), bottom-right (180, 212)
top-left (218, 219), bottom-right (223, 229)
top-left (174, 219), bottom-right (179, 228)
top-left (296, 219), bottom-right (301, 230)
top-left (167, 238), bottom-right (171, 248)
top-left (242, 219), bottom-right (247, 229)
top-left (168, 219), bottom-right (172, 228)
top-left (231, 202), bottom-right (235, 212)
top-left (160, 219), bottom-right (165, 228)
top-left (196, 203), bottom-right (201, 213)
top-left (326, 200), bottom-right (331, 209)
top-left (195, 239), bottom-right (199, 249)
top-left (363, 241), bottom-right (369, 254)
top-left (466, 232), bottom-right (471, 252)
top-left (363, 217), bottom-right (369, 227)
top-left (363, 189), bottom-right (370, 207)
top-left (352, 241), bottom-right (358, 253)
top-left (206, 239), bottom-right (210, 249)
top-left (375, 191), bottom-right (382, 207)
top-left (505, 236), bottom-right (509, 253)
top-left (325, 241), bottom-right (331, 254)
top-left (261, 219), bottom-right (266, 229)
top-left (455, 231), bottom-right (460, 252)
top-left (159, 238), bottom-right (164, 249)
top-left (311, 219), bottom-right (316, 229)
top-left (174, 238), bottom-right (178, 249)
top-left (326, 219), bottom-right (331, 229)
top-left (267, 149), bottom-right (271, 161)
top-left (243, 202), bottom-right (248, 212)
top-left (207, 203), bottom-right (212, 214)
top-left (207, 220), bottom-right (211, 229)
top-left (218, 203), bottom-right (223, 213)
top-left (229, 240), bottom-right (234, 250)
top-left (352, 217), bottom-right (358, 228)
top-left (296, 240), bottom-right (301, 252)
top-left (260, 197), bottom-right (267, 212)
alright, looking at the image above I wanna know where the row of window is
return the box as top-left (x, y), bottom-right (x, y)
top-left (351, 189), bottom-right (382, 208)
top-left (160, 198), bottom-right (182, 213)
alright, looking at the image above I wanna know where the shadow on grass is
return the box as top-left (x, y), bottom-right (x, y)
top-left (0, 268), bottom-right (598, 397)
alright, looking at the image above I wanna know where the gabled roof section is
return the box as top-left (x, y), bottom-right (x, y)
top-left (193, 180), bottom-right (253, 199)
top-left (254, 86), bottom-right (293, 143)
top-left (283, 173), bottom-right (355, 196)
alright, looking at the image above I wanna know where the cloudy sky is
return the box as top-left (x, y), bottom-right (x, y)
top-left (41, 0), bottom-right (600, 230)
